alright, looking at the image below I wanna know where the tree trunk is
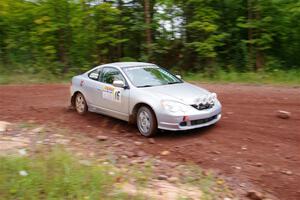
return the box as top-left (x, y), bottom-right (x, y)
top-left (255, 7), bottom-right (264, 70)
top-left (58, 28), bottom-right (69, 73)
top-left (256, 51), bottom-right (264, 69)
top-left (0, 44), bottom-right (9, 65)
top-left (144, 0), bottom-right (152, 58)
top-left (117, 0), bottom-right (124, 59)
top-left (247, 0), bottom-right (254, 69)
top-left (182, 4), bottom-right (196, 70)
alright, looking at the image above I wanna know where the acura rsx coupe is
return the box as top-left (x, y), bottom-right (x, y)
top-left (70, 62), bottom-right (221, 137)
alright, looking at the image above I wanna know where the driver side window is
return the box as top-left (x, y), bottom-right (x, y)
top-left (100, 67), bottom-right (125, 84)
top-left (88, 68), bottom-right (101, 81)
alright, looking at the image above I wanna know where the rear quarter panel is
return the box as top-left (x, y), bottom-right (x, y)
top-left (71, 75), bottom-right (87, 98)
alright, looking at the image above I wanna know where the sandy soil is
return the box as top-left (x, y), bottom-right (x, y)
top-left (0, 83), bottom-right (299, 200)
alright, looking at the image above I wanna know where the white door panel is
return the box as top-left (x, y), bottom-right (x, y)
top-left (99, 83), bottom-right (129, 116)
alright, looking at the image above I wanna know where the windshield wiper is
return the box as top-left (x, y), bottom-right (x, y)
top-left (167, 81), bottom-right (181, 85)
top-left (137, 85), bottom-right (154, 88)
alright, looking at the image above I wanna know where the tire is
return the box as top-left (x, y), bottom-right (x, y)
top-left (75, 93), bottom-right (88, 115)
top-left (137, 106), bottom-right (157, 137)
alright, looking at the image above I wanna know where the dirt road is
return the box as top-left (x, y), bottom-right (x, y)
top-left (0, 83), bottom-right (299, 199)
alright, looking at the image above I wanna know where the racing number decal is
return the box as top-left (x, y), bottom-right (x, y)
top-left (114, 90), bottom-right (121, 102)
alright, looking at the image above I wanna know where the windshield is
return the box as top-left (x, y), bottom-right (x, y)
top-left (123, 66), bottom-right (182, 88)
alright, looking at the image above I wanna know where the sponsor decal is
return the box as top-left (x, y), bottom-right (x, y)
top-left (103, 86), bottom-right (114, 93)
top-left (80, 80), bottom-right (84, 87)
top-left (102, 86), bottom-right (121, 103)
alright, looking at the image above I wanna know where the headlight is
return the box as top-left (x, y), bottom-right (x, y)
top-left (161, 100), bottom-right (188, 113)
top-left (194, 93), bottom-right (218, 105)
top-left (210, 93), bottom-right (217, 104)
top-left (211, 93), bottom-right (217, 99)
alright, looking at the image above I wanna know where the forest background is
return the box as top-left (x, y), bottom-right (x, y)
top-left (1, 0), bottom-right (300, 84)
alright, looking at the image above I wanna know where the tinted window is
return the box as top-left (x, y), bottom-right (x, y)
top-left (88, 68), bottom-right (101, 81)
top-left (123, 66), bottom-right (182, 87)
top-left (101, 67), bottom-right (125, 84)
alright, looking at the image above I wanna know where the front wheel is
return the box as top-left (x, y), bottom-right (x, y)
top-left (137, 106), bottom-right (157, 137)
top-left (75, 93), bottom-right (87, 115)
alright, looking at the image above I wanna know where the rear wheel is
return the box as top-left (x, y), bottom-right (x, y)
top-left (75, 93), bottom-right (87, 115)
top-left (137, 106), bottom-right (157, 137)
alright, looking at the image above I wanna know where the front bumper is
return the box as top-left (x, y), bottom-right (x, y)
top-left (157, 104), bottom-right (222, 131)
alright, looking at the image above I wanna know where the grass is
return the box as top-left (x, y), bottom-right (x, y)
top-left (128, 160), bottom-right (154, 187)
top-left (0, 72), bottom-right (69, 84)
top-left (0, 145), bottom-right (233, 200)
top-left (0, 119), bottom-right (234, 200)
top-left (184, 69), bottom-right (300, 85)
top-left (177, 165), bottom-right (231, 200)
top-left (1, 67), bottom-right (300, 86)
top-left (1, 68), bottom-right (300, 85)
top-left (0, 148), bottom-right (142, 200)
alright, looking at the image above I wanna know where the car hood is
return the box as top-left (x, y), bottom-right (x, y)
top-left (140, 82), bottom-right (210, 105)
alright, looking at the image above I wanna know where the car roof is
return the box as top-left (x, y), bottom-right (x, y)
top-left (101, 62), bottom-right (155, 68)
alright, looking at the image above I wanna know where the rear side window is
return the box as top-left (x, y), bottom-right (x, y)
top-left (100, 67), bottom-right (125, 84)
top-left (88, 68), bottom-right (101, 81)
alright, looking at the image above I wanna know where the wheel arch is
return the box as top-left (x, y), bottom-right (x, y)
top-left (129, 102), bottom-right (157, 125)
top-left (71, 91), bottom-right (84, 107)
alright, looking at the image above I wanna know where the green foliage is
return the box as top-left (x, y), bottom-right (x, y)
top-left (0, 0), bottom-right (299, 78)
top-left (185, 69), bottom-right (300, 85)
top-left (184, 0), bottom-right (228, 59)
top-left (0, 148), bottom-right (115, 199)
top-left (0, 147), bottom-right (151, 200)
top-left (0, 70), bottom-right (68, 84)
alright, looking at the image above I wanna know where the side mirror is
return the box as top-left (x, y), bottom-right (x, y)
top-left (113, 80), bottom-right (125, 88)
top-left (176, 75), bottom-right (182, 79)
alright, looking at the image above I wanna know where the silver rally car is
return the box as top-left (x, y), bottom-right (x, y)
top-left (71, 62), bottom-right (221, 137)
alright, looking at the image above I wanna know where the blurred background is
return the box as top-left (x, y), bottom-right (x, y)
top-left (0, 0), bottom-right (300, 84)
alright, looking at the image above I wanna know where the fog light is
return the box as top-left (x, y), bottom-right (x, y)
top-left (179, 121), bottom-right (187, 126)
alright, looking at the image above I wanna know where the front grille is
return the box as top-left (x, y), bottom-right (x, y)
top-left (190, 115), bottom-right (217, 126)
top-left (191, 103), bottom-right (214, 110)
